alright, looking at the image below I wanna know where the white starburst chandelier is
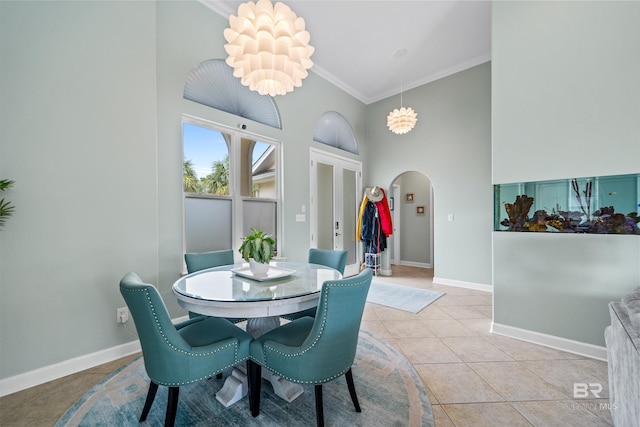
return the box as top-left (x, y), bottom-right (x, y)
top-left (387, 49), bottom-right (417, 135)
top-left (224, 0), bottom-right (314, 97)
top-left (387, 106), bottom-right (418, 135)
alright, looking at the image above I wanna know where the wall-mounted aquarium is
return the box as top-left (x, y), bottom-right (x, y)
top-left (494, 173), bottom-right (639, 234)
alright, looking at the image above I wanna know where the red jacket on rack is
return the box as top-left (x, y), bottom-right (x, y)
top-left (376, 188), bottom-right (393, 237)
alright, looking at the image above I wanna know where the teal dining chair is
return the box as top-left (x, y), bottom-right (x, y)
top-left (119, 272), bottom-right (252, 427)
top-left (248, 268), bottom-right (372, 427)
top-left (281, 248), bottom-right (348, 321)
top-left (184, 249), bottom-right (245, 324)
top-left (184, 249), bottom-right (234, 275)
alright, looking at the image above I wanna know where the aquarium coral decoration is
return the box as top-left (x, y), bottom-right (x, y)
top-left (499, 194), bottom-right (639, 234)
top-left (571, 178), bottom-right (592, 221)
top-left (503, 195), bottom-right (534, 231)
top-left (592, 207), bottom-right (639, 234)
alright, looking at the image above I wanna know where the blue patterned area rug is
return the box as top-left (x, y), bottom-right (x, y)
top-left (55, 331), bottom-right (433, 427)
top-left (367, 281), bottom-right (445, 313)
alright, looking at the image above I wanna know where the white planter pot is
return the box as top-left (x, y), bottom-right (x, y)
top-left (249, 259), bottom-right (270, 277)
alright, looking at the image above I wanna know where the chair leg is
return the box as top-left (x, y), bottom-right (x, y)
top-left (345, 368), bottom-right (361, 412)
top-left (139, 381), bottom-right (159, 422)
top-left (165, 386), bottom-right (179, 427)
top-left (314, 384), bottom-right (324, 427)
top-left (248, 360), bottom-right (262, 418)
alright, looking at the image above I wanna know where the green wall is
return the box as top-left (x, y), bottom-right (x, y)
top-left (1, 0), bottom-right (159, 378)
top-left (492, 1), bottom-right (640, 349)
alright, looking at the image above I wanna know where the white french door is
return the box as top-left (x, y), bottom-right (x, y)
top-left (310, 149), bottom-right (362, 277)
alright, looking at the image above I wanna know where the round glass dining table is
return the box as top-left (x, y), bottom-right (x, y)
top-left (172, 261), bottom-right (342, 407)
top-left (172, 261), bottom-right (342, 324)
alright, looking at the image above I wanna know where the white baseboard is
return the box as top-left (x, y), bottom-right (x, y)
top-left (433, 276), bottom-right (493, 293)
top-left (399, 261), bottom-right (433, 269)
top-left (491, 322), bottom-right (607, 361)
top-left (0, 315), bottom-right (190, 397)
top-left (379, 268), bottom-right (392, 276)
top-left (0, 340), bottom-right (141, 397)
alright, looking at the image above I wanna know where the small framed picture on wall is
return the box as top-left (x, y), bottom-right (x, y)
top-left (405, 193), bottom-right (414, 202)
top-left (416, 205), bottom-right (425, 215)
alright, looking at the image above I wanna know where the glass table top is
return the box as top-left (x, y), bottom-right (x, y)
top-left (172, 261), bottom-right (342, 302)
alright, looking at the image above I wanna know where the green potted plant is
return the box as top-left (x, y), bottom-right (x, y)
top-left (239, 227), bottom-right (275, 276)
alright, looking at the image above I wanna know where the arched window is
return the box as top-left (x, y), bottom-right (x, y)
top-left (184, 59), bottom-right (281, 129)
top-left (313, 111), bottom-right (358, 154)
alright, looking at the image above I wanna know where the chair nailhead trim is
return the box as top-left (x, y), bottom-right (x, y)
top-left (122, 286), bottom-right (248, 386)
top-left (260, 276), bottom-right (368, 384)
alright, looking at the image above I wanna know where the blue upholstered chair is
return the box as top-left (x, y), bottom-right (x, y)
top-left (248, 268), bottom-right (372, 427)
top-left (119, 272), bottom-right (252, 427)
top-left (281, 248), bottom-right (348, 321)
top-left (184, 249), bottom-right (234, 275)
top-left (184, 249), bottom-right (245, 324)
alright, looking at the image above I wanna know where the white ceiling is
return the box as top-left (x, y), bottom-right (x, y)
top-left (201, 0), bottom-right (492, 105)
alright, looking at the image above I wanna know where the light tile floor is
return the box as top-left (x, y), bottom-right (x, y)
top-left (362, 266), bottom-right (612, 427)
top-left (0, 265), bottom-right (613, 426)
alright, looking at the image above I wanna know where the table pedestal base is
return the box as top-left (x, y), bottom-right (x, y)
top-left (261, 369), bottom-right (304, 402)
top-left (246, 316), bottom-right (280, 337)
top-left (214, 316), bottom-right (304, 407)
top-left (215, 367), bottom-right (247, 407)
top-left (215, 363), bottom-right (304, 407)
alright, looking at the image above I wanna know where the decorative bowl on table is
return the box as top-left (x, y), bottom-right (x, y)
top-left (232, 264), bottom-right (295, 282)
top-left (249, 259), bottom-right (270, 277)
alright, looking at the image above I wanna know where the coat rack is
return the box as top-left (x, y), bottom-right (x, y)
top-left (358, 186), bottom-right (393, 275)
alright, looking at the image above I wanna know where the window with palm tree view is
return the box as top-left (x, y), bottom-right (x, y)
top-left (183, 121), bottom-right (279, 255)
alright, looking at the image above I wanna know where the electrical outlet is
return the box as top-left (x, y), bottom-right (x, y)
top-left (116, 307), bottom-right (129, 323)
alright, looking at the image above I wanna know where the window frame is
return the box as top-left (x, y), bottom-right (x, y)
top-left (182, 114), bottom-right (283, 260)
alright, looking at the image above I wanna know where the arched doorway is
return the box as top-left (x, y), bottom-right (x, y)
top-left (388, 171), bottom-right (434, 270)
